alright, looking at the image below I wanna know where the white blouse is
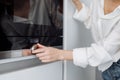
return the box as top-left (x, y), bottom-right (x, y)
top-left (73, 0), bottom-right (120, 72)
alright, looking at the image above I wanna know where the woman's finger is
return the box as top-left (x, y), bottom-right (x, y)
top-left (37, 43), bottom-right (45, 48)
top-left (32, 48), bottom-right (45, 54)
top-left (39, 56), bottom-right (52, 60)
top-left (41, 59), bottom-right (55, 63)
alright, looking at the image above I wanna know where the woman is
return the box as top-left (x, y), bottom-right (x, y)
top-left (32, 0), bottom-right (120, 80)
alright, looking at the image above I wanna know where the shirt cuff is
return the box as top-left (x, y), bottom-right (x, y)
top-left (73, 3), bottom-right (89, 22)
top-left (73, 48), bottom-right (88, 68)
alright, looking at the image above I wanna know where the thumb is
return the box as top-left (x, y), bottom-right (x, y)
top-left (37, 43), bottom-right (45, 48)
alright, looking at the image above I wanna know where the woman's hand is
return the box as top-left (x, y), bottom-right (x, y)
top-left (72, 0), bottom-right (82, 11)
top-left (32, 43), bottom-right (73, 63)
top-left (32, 44), bottom-right (64, 63)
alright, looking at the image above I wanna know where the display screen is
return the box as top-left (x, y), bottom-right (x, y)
top-left (0, 0), bottom-right (63, 58)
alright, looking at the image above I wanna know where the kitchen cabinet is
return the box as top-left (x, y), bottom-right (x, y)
top-left (0, 57), bottom-right (63, 80)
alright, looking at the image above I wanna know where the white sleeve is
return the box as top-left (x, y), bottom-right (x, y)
top-left (73, 3), bottom-right (90, 22)
top-left (73, 23), bottom-right (120, 68)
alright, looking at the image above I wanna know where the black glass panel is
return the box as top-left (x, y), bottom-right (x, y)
top-left (0, 0), bottom-right (63, 59)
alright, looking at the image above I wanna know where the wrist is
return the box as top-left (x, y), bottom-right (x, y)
top-left (72, 0), bottom-right (79, 2)
top-left (58, 50), bottom-right (73, 61)
top-left (73, 0), bottom-right (80, 4)
top-left (58, 50), bottom-right (64, 60)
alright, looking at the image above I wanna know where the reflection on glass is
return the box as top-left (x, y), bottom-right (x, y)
top-left (0, 0), bottom-right (63, 59)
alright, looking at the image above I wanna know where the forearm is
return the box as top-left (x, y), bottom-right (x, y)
top-left (72, 0), bottom-right (82, 11)
top-left (59, 50), bottom-right (73, 61)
